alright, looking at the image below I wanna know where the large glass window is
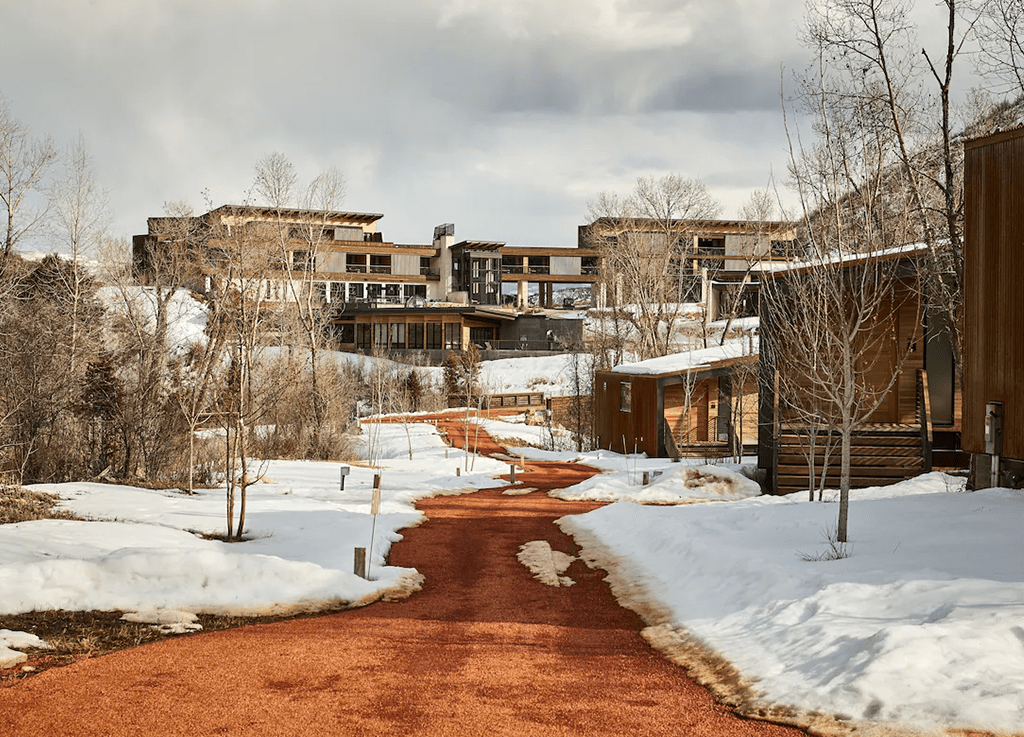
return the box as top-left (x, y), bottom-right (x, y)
top-left (408, 323), bottom-right (424, 349)
top-left (620, 382), bottom-right (632, 413)
top-left (390, 322), bottom-right (406, 350)
top-left (426, 323), bottom-right (443, 350)
top-left (348, 283), bottom-right (365, 300)
top-left (356, 324), bottom-right (372, 350)
top-left (346, 254), bottom-right (367, 273)
top-left (444, 323), bottom-right (462, 350)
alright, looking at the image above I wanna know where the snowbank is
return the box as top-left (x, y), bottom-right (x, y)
top-left (560, 475), bottom-right (1024, 734)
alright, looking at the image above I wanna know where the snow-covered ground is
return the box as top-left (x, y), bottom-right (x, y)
top-left (560, 472), bottom-right (1024, 735)
top-left (3, 343), bottom-right (1022, 736)
top-left (0, 423), bottom-right (506, 666)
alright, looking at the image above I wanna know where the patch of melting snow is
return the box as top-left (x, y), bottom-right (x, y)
top-left (121, 609), bottom-right (203, 634)
top-left (0, 630), bottom-right (50, 669)
top-left (502, 487), bottom-right (537, 496)
top-left (517, 540), bottom-right (576, 587)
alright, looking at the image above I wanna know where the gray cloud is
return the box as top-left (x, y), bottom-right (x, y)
top-left (1, 0), bottom-right (813, 249)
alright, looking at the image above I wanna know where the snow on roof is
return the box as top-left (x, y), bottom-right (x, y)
top-left (765, 243), bottom-right (930, 276)
top-left (609, 337), bottom-right (759, 376)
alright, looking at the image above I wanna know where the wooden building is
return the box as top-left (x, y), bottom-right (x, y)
top-left (963, 126), bottom-right (1024, 489)
top-left (757, 250), bottom-right (962, 495)
top-left (594, 346), bottom-right (759, 458)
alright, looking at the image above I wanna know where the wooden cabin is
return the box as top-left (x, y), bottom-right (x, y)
top-left (594, 346), bottom-right (759, 458)
top-left (758, 250), bottom-right (962, 495)
top-left (964, 126), bottom-right (1024, 489)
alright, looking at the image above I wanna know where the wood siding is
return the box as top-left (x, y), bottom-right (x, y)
top-left (964, 127), bottom-right (1024, 461)
top-left (594, 372), bottom-right (661, 456)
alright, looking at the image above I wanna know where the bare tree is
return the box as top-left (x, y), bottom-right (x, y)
top-left (716, 187), bottom-right (785, 346)
top-left (801, 0), bottom-right (978, 389)
top-left (213, 208), bottom-right (290, 539)
top-left (253, 152), bottom-right (346, 458)
top-left (971, 0), bottom-right (1024, 97)
top-left (587, 175), bottom-right (723, 360)
top-left (49, 136), bottom-right (109, 377)
top-left (0, 97), bottom-right (57, 260)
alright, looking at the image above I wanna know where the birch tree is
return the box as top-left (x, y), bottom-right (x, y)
top-left (253, 152), bottom-right (346, 458)
top-left (0, 97), bottom-right (56, 260)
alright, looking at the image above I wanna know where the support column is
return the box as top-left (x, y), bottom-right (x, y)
top-left (518, 281), bottom-right (529, 310)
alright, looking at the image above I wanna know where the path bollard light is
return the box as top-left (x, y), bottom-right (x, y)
top-left (510, 464), bottom-right (516, 483)
top-left (456, 466), bottom-right (461, 477)
top-left (339, 465), bottom-right (350, 491)
top-left (642, 471), bottom-right (650, 486)
top-left (354, 548), bottom-right (366, 579)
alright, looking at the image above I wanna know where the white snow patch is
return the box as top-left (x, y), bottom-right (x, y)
top-left (121, 609), bottom-right (203, 634)
top-left (0, 630), bottom-right (49, 670)
top-left (517, 541), bottom-right (576, 587)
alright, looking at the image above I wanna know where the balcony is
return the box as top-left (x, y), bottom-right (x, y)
top-left (346, 265), bottom-right (367, 274)
top-left (369, 265), bottom-right (392, 274)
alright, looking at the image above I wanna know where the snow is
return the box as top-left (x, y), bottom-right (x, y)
top-left (98, 286), bottom-right (208, 355)
top-left (0, 630), bottom-right (49, 669)
top-left (609, 337), bottom-right (758, 375)
top-left (3, 339), bottom-right (1024, 736)
top-left (553, 459), bottom-right (762, 504)
top-left (0, 422), bottom-right (506, 663)
top-left (559, 473), bottom-right (1024, 734)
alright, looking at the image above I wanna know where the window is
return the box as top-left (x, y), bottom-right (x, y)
top-left (330, 282), bottom-right (344, 303)
top-left (346, 254), bottom-right (367, 273)
top-left (426, 323), bottom-right (443, 350)
top-left (356, 324), bottom-right (372, 350)
top-left (313, 282), bottom-right (327, 302)
top-left (404, 284), bottom-right (426, 299)
top-left (501, 255), bottom-right (524, 274)
top-left (338, 323), bottom-right (355, 344)
top-left (408, 323), bottom-right (424, 349)
top-left (389, 322), bottom-right (406, 350)
top-left (470, 327), bottom-right (495, 346)
top-left (370, 254), bottom-right (391, 274)
top-left (372, 323), bottom-right (388, 347)
top-left (291, 250), bottom-right (311, 270)
top-left (367, 283), bottom-right (382, 300)
top-left (581, 257), bottom-right (599, 276)
top-left (444, 322), bottom-right (462, 350)
top-left (420, 257), bottom-right (433, 276)
top-left (384, 283), bottom-right (401, 300)
top-left (620, 382), bottom-right (632, 413)
top-left (348, 283), bottom-right (365, 300)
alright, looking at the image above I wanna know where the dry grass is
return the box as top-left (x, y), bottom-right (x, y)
top-left (0, 485), bottom-right (81, 525)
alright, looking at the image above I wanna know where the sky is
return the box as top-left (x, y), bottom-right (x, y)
top-left (0, 0), bottom-right (986, 252)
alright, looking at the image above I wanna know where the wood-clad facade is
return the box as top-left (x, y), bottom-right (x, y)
top-left (758, 256), bottom-right (962, 496)
top-left (964, 126), bottom-right (1024, 487)
top-left (594, 355), bottom-right (758, 458)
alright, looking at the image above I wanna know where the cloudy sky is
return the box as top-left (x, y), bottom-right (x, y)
top-left (0, 0), bottom-right (955, 250)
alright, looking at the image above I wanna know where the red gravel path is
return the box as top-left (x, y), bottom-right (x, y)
top-left (0, 419), bottom-right (805, 736)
